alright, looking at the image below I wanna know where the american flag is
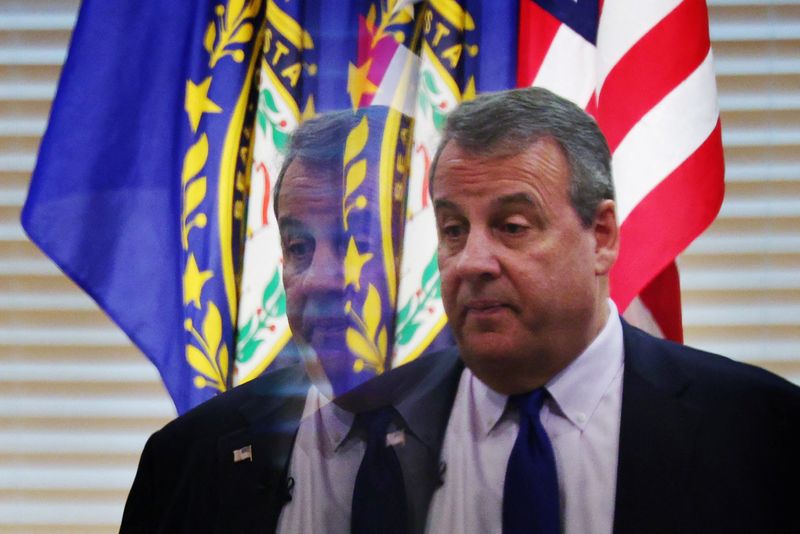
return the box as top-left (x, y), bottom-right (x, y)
top-left (518, 0), bottom-right (725, 342)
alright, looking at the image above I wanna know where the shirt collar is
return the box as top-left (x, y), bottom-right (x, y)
top-left (333, 347), bottom-right (464, 451)
top-left (544, 299), bottom-right (624, 431)
top-left (304, 385), bottom-right (355, 451)
top-left (316, 301), bottom-right (624, 443)
top-left (468, 370), bottom-right (509, 437)
top-left (467, 299), bottom-right (624, 434)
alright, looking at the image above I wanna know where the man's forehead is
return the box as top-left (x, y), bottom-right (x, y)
top-left (433, 138), bottom-right (569, 198)
top-left (434, 192), bottom-right (536, 213)
top-left (279, 160), bottom-right (342, 202)
top-left (277, 177), bottom-right (343, 240)
top-left (283, 158), bottom-right (341, 185)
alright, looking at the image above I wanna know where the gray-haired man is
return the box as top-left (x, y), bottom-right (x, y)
top-left (121, 109), bottom-right (391, 533)
top-left (349, 86), bottom-right (800, 534)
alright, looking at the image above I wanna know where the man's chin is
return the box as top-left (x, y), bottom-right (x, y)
top-left (457, 335), bottom-right (537, 392)
top-left (462, 354), bottom-right (538, 394)
top-left (308, 343), bottom-right (367, 397)
top-left (457, 329), bottom-right (516, 358)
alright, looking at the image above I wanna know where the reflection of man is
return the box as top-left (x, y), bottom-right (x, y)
top-left (347, 87), bottom-right (800, 533)
top-left (120, 110), bottom-right (377, 533)
top-left (274, 114), bottom-right (352, 400)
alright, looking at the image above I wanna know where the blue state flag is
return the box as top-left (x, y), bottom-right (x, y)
top-left (22, 0), bottom-right (265, 414)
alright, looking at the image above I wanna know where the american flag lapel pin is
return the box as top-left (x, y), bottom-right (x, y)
top-left (233, 444), bottom-right (253, 463)
top-left (385, 429), bottom-right (405, 447)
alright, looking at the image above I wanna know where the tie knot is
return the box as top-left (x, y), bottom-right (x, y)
top-left (510, 388), bottom-right (547, 417)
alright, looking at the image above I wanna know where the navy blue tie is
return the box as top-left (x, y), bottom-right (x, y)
top-left (351, 406), bottom-right (407, 534)
top-left (503, 389), bottom-right (560, 534)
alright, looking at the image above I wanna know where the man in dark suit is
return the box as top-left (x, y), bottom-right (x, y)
top-left (343, 86), bottom-right (800, 534)
top-left (121, 88), bottom-right (800, 534)
top-left (120, 110), bottom-right (380, 533)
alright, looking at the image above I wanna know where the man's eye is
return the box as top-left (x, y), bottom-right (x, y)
top-left (501, 222), bottom-right (527, 235)
top-left (288, 243), bottom-right (305, 256)
top-left (441, 223), bottom-right (465, 239)
top-left (288, 241), bottom-right (311, 256)
top-left (284, 238), bottom-right (314, 263)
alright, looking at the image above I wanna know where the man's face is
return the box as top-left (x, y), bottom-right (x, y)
top-left (277, 159), bottom-right (348, 366)
top-left (433, 139), bottom-right (616, 393)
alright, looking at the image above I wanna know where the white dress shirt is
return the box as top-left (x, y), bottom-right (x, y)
top-left (275, 385), bottom-right (361, 534)
top-left (426, 301), bottom-right (625, 534)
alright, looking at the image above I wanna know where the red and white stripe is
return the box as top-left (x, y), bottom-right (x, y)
top-left (518, 0), bottom-right (725, 341)
top-left (519, 0), bottom-right (597, 109)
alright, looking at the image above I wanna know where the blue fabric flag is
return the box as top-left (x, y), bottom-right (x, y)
top-left (22, 0), bottom-right (264, 414)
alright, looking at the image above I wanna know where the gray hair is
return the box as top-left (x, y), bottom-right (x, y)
top-left (273, 109), bottom-right (360, 218)
top-left (429, 86), bottom-right (614, 227)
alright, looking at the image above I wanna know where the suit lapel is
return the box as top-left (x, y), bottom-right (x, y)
top-left (335, 348), bottom-right (464, 534)
top-left (613, 322), bottom-right (701, 534)
top-left (394, 349), bottom-right (463, 534)
top-left (214, 365), bottom-right (309, 533)
top-left (394, 348), bottom-right (464, 452)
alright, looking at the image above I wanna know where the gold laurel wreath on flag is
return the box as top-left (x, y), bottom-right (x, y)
top-left (182, 0), bottom-right (263, 392)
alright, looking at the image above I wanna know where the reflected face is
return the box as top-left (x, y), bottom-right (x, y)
top-left (277, 159), bottom-right (347, 360)
top-left (433, 139), bottom-right (608, 393)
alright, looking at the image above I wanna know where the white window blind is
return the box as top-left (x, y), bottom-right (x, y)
top-left (680, 0), bottom-right (800, 383)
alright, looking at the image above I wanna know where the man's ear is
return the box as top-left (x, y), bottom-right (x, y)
top-left (592, 199), bottom-right (619, 275)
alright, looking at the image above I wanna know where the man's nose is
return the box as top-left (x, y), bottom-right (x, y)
top-left (455, 228), bottom-right (501, 280)
top-left (303, 242), bottom-right (344, 294)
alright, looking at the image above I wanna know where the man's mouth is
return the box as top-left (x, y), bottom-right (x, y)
top-left (307, 316), bottom-right (349, 329)
top-left (464, 299), bottom-right (510, 316)
top-left (304, 316), bottom-right (349, 342)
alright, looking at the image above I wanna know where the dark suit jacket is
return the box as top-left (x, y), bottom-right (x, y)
top-left (121, 321), bottom-right (800, 533)
top-left (119, 363), bottom-right (310, 534)
top-left (337, 320), bottom-right (800, 534)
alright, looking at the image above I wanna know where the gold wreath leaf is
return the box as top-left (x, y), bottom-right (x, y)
top-left (227, 0), bottom-right (246, 29)
top-left (344, 115), bottom-right (369, 166)
top-left (204, 21), bottom-right (216, 54)
top-left (363, 283), bottom-right (382, 339)
top-left (190, 212), bottom-right (208, 230)
top-left (218, 344), bottom-right (229, 384)
top-left (344, 159), bottom-right (367, 199)
top-left (366, 4), bottom-right (376, 33)
top-left (202, 301), bottom-right (223, 359)
top-left (185, 176), bottom-right (207, 217)
top-left (245, 0), bottom-right (262, 17)
top-left (230, 22), bottom-right (253, 44)
top-left (346, 327), bottom-right (379, 366)
top-left (377, 325), bottom-right (387, 363)
top-left (186, 344), bottom-right (219, 381)
top-left (183, 134), bottom-right (209, 184)
top-left (465, 12), bottom-right (476, 31)
top-left (391, 7), bottom-right (412, 25)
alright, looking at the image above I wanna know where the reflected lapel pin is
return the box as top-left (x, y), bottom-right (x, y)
top-left (385, 429), bottom-right (405, 447)
top-left (233, 444), bottom-right (253, 463)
